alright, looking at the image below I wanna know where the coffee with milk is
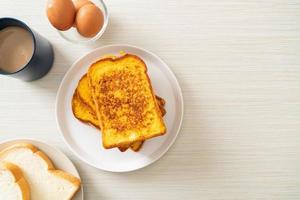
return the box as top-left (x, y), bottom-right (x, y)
top-left (0, 26), bottom-right (34, 73)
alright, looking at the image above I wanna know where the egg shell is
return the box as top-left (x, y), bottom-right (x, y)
top-left (73, 0), bottom-right (93, 12)
top-left (75, 4), bottom-right (104, 38)
top-left (47, 0), bottom-right (75, 31)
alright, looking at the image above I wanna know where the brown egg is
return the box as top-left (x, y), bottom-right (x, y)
top-left (72, 0), bottom-right (93, 27)
top-left (73, 0), bottom-right (92, 12)
top-left (47, 0), bottom-right (75, 31)
top-left (75, 4), bottom-right (104, 38)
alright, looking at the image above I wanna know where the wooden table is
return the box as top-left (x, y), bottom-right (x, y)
top-left (0, 0), bottom-right (300, 199)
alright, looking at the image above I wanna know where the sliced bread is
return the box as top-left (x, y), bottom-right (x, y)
top-left (0, 161), bottom-right (30, 200)
top-left (0, 143), bottom-right (81, 200)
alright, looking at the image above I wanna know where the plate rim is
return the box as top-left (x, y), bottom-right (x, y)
top-left (55, 44), bottom-right (184, 172)
top-left (0, 137), bottom-right (84, 200)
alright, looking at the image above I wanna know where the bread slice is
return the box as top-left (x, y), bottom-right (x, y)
top-left (0, 161), bottom-right (30, 200)
top-left (72, 90), bottom-right (99, 128)
top-left (73, 74), bottom-right (167, 151)
top-left (76, 74), bottom-right (166, 118)
top-left (129, 141), bottom-right (144, 152)
top-left (72, 91), bottom-right (133, 151)
top-left (88, 54), bottom-right (167, 149)
top-left (76, 74), bottom-right (97, 112)
top-left (0, 143), bottom-right (81, 200)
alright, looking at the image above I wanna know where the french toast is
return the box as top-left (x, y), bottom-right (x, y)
top-left (75, 74), bottom-right (166, 126)
top-left (72, 90), bottom-right (132, 151)
top-left (77, 75), bottom-right (166, 114)
top-left (76, 75), bottom-right (96, 111)
top-left (72, 91), bottom-right (99, 128)
top-left (87, 54), bottom-right (166, 149)
top-left (72, 74), bottom-right (166, 151)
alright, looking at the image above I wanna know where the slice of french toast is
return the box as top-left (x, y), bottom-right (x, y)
top-left (88, 54), bottom-right (166, 149)
top-left (72, 90), bottom-right (99, 128)
top-left (72, 74), bottom-right (166, 151)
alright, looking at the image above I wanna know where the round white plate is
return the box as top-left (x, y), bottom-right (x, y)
top-left (0, 138), bottom-right (83, 200)
top-left (56, 44), bottom-right (184, 172)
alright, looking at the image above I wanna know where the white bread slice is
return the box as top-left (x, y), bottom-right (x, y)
top-left (0, 143), bottom-right (81, 200)
top-left (0, 161), bottom-right (30, 200)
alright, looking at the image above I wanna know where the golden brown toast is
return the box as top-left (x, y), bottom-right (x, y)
top-left (72, 91), bottom-right (99, 127)
top-left (76, 75), bottom-right (96, 111)
top-left (87, 54), bottom-right (166, 149)
top-left (72, 74), bottom-right (166, 151)
top-left (76, 74), bottom-right (166, 123)
top-left (72, 90), bottom-right (135, 151)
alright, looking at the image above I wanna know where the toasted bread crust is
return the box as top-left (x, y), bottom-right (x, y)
top-left (0, 143), bottom-right (81, 198)
top-left (72, 90), bottom-right (99, 128)
top-left (88, 54), bottom-right (166, 149)
top-left (76, 74), bottom-right (96, 111)
top-left (130, 141), bottom-right (144, 152)
top-left (0, 161), bottom-right (30, 200)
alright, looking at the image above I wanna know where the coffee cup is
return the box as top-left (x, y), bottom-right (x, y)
top-left (0, 18), bottom-right (54, 81)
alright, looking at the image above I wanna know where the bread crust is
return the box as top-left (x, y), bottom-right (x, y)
top-left (88, 54), bottom-right (167, 149)
top-left (0, 143), bottom-right (38, 156)
top-left (130, 141), bottom-right (144, 152)
top-left (0, 161), bottom-right (30, 200)
top-left (0, 143), bottom-right (81, 199)
top-left (76, 74), bottom-right (96, 110)
top-left (72, 90), bottom-right (99, 128)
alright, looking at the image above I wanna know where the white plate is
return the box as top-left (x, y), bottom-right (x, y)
top-left (0, 138), bottom-right (83, 200)
top-left (56, 44), bottom-right (184, 172)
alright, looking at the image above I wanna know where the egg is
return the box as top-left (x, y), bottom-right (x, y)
top-left (47, 0), bottom-right (75, 31)
top-left (75, 4), bottom-right (104, 38)
top-left (72, 0), bottom-right (93, 27)
top-left (73, 0), bottom-right (92, 12)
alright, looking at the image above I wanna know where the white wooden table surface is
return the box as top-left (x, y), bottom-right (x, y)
top-left (1, 0), bottom-right (300, 199)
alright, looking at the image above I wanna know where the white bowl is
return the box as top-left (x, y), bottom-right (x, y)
top-left (58, 0), bottom-right (109, 44)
